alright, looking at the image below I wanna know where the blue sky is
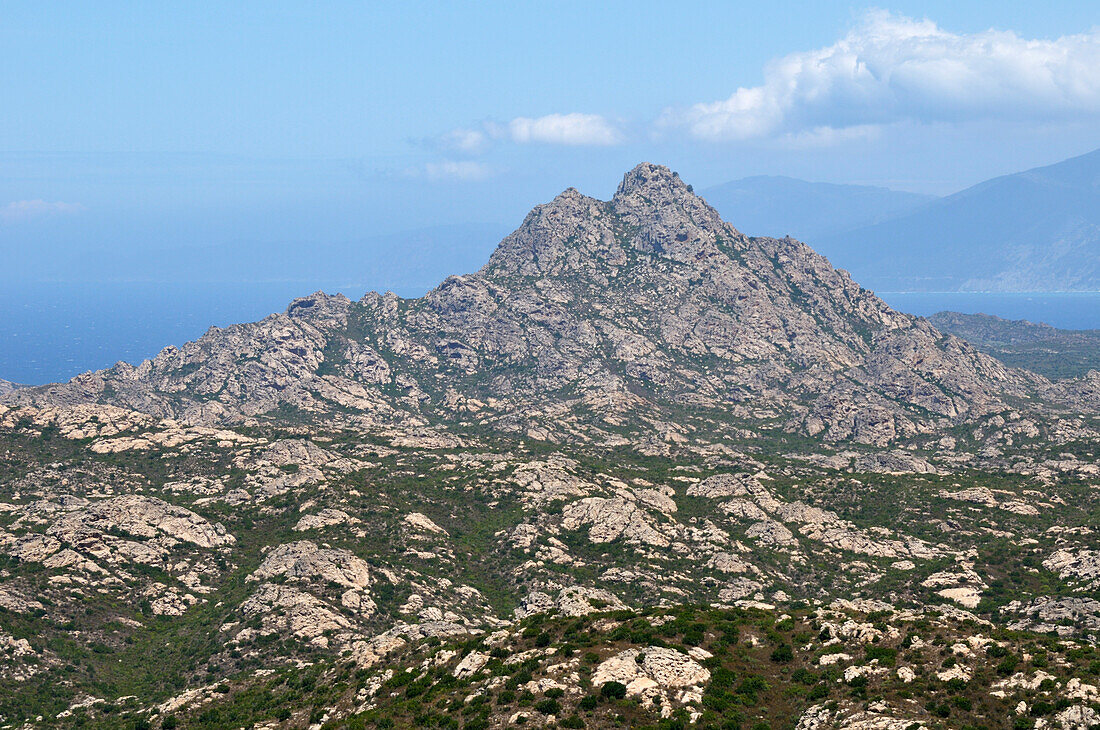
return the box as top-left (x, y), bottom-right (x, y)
top-left (4, 1), bottom-right (1100, 281)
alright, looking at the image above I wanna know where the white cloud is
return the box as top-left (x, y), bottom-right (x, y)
top-left (435, 127), bottom-right (491, 154)
top-left (437, 113), bottom-right (623, 153)
top-left (661, 11), bottom-right (1100, 142)
top-left (0, 200), bottom-right (85, 223)
top-left (507, 113), bottom-right (623, 146)
top-left (421, 160), bottom-right (493, 182)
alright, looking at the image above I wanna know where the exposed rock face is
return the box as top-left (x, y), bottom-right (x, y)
top-left (249, 541), bottom-right (371, 591)
top-left (592, 646), bottom-right (710, 717)
top-left (294, 508), bottom-right (358, 532)
top-left (0, 586), bottom-right (43, 614)
top-left (8, 494), bottom-right (234, 572)
top-left (796, 705), bottom-right (927, 730)
top-left (513, 586), bottom-right (627, 619)
top-left (561, 496), bottom-right (672, 547)
top-left (239, 583), bottom-right (358, 648)
top-left (4, 164), bottom-right (1058, 447)
top-left (1044, 548), bottom-right (1100, 590)
top-left (0, 380), bottom-right (21, 396)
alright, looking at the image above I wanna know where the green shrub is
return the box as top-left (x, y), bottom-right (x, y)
top-left (600, 681), bottom-right (627, 699)
top-left (534, 698), bottom-right (560, 715)
top-left (865, 645), bottom-right (897, 666)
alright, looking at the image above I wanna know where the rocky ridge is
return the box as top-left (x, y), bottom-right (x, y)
top-left (8, 164), bottom-right (1087, 449)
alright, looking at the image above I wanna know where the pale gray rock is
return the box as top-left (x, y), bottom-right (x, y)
top-left (294, 508), bottom-right (358, 532)
top-left (0, 586), bottom-right (44, 614)
top-left (1044, 548), bottom-right (1100, 589)
top-left (513, 586), bottom-right (627, 619)
top-left (249, 541), bottom-right (372, 591)
top-left (592, 646), bottom-right (710, 716)
top-left (561, 496), bottom-right (671, 547)
top-left (238, 583), bottom-right (358, 648)
top-left (1007, 596), bottom-right (1100, 635)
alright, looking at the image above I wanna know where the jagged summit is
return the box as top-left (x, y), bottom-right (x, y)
top-left (6, 163), bottom-right (1081, 447)
top-left (485, 162), bottom-right (742, 277)
top-left (614, 162), bottom-right (692, 200)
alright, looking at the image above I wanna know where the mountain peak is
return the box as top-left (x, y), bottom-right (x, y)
top-left (614, 162), bottom-right (693, 201)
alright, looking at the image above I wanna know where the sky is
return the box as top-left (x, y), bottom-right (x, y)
top-left (3, 1), bottom-right (1100, 282)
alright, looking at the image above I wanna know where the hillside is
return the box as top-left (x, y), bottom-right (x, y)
top-left (1, 165), bottom-right (1099, 729)
top-left (816, 148), bottom-right (1100, 292)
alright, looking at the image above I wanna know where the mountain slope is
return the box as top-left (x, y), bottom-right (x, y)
top-left (817, 148), bottom-right (1100, 291)
top-left (2, 166), bottom-right (1100, 729)
top-left (701, 175), bottom-right (933, 240)
top-left (7, 164), bottom-right (1052, 447)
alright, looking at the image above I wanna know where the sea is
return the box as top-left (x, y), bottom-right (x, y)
top-left (877, 291), bottom-right (1100, 330)
top-left (2, 283), bottom-right (1099, 386)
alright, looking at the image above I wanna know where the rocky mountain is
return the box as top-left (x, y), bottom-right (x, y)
top-left (2, 165), bottom-right (1100, 730)
top-left (932, 312), bottom-right (1100, 380)
top-left (816, 148), bottom-right (1100, 292)
top-left (0, 379), bottom-right (20, 396)
top-left (701, 175), bottom-right (933, 241)
top-left (9, 164), bottom-right (1073, 448)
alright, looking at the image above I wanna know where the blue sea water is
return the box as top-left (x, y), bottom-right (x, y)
top-left (0, 281), bottom-right (370, 386)
top-left (2, 284), bottom-right (1099, 386)
top-left (878, 292), bottom-right (1100, 331)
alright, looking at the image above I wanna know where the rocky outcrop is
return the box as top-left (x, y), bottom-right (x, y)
top-left (1044, 548), bottom-right (1100, 590)
top-left (592, 646), bottom-right (710, 717)
top-left (7, 495), bottom-right (234, 573)
top-left (238, 583), bottom-right (359, 649)
top-left (513, 586), bottom-right (627, 619)
top-left (294, 508), bottom-right (358, 532)
top-left (3, 164), bottom-right (1062, 448)
top-left (250, 541), bottom-right (370, 589)
top-left (561, 496), bottom-right (672, 547)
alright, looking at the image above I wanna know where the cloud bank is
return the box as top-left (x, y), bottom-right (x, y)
top-left (437, 113), bottom-right (623, 154)
top-left (507, 113), bottom-right (623, 146)
top-left (661, 11), bottom-right (1100, 141)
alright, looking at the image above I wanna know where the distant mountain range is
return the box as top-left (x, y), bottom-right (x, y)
top-left (704, 148), bottom-right (1100, 293)
top-left (700, 176), bottom-right (933, 241)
